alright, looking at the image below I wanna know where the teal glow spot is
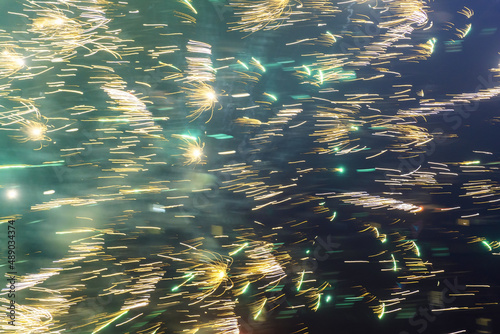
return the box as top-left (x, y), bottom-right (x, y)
top-left (356, 168), bottom-right (376, 173)
top-left (207, 134), bottom-right (234, 140)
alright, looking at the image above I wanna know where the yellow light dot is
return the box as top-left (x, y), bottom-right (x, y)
top-left (192, 148), bottom-right (202, 158)
top-left (7, 189), bottom-right (18, 199)
top-left (206, 91), bottom-right (216, 100)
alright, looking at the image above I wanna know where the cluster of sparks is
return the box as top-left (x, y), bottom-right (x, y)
top-left (1, 0), bottom-right (500, 333)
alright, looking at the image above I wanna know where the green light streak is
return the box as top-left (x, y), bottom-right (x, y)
top-left (207, 134), bottom-right (233, 140)
top-left (413, 241), bottom-right (421, 257)
top-left (482, 240), bottom-right (492, 251)
top-left (463, 160), bottom-right (480, 165)
top-left (242, 282), bottom-right (250, 294)
top-left (204, 64), bottom-right (216, 73)
top-left (326, 295), bottom-right (332, 303)
top-left (303, 65), bottom-right (311, 76)
top-left (0, 161), bottom-right (64, 170)
top-left (391, 254), bottom-right (397, 271)
top-left (291, 94), bottom-right (311, 100)
top-left (238, 60), bottom-right (249, 70)
top-left (356, 168), bottom-right (376, 173)
top-left (251, 57), bottom-right (266, 72)
top-left (172, 273), bottom-right (195, 291)
top-left (92, 310), bottom-right (129, 334)
top-left (164, 63), bottom-right (181, 72)
top-left (463, 24), bottom-right (472, 38)
top-left (229, 242), bottom-right (248, 256)
top-left (378, 303), bottom-right (385, 319)
top-left (319, 70), bottom-right (324, 85)
top-left (326, 31), bottom-right (336, 42)
top-left (297, 270), bottom-right (305, 291)
top-left (254, 298), bottom-right (267, 320)
top-left (428, 38), bottom-right (437, 54)
top-left (265, 93), bottom-right (277, 101)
